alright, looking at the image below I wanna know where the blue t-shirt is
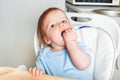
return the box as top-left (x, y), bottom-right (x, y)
top-left (36, 42), bottom-right (93, 80)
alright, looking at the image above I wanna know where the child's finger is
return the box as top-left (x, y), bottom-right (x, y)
top-left (36, 69), bottom-right (41, 76)
top-left (39, 70), bottom-right (44, 76)
top-left (35, 68), bottom-right (44, 76)
top-left (28, 68), bottom-right (32, 73)
top-left (31, 68), bottom-right (37, 76)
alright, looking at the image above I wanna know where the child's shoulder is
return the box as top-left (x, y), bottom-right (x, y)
top-left (38, 46), bottom-right (51, 56)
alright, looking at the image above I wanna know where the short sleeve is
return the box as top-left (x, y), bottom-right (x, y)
top-left (78, 42), bottom-right (92, 56)
top-left (36, 49), bottom-right (46, 73)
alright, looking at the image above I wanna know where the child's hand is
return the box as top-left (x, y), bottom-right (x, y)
top-left (28, 68), bottom-right (45, 77)
top-left (63, 27), bottom-right (77, 44)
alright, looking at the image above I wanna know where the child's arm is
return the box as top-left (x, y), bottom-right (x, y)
top-left (63, 27), bottom-right (90, 70)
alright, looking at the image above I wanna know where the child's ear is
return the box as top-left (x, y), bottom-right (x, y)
top-left (44, 36), bottom-right (51, 45)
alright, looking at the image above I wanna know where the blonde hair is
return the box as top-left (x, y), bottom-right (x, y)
top-left (37, 7), bottom-right (66, 48)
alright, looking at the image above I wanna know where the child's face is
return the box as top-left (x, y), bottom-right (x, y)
top-left (42, 10), bottom-right (72, 49)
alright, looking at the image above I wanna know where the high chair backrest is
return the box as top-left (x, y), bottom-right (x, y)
top-left (34, 12), bottom-right (120, 80)
top-left (76, 26), bottom-right (114, 80)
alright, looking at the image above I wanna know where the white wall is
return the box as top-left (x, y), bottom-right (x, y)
top-left (0, 0), bottom-right (65, 68)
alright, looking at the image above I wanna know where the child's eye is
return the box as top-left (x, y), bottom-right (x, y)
top-left (51, 24), bottom-right (55, 28)
top-left (62, 20), bottom-right (68, 23)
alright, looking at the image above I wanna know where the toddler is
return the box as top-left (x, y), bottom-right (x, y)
top-left (29, 7), bottom-right (93, 80)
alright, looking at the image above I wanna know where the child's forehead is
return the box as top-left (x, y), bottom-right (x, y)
top-left (46, 10), bottom-right (67, 18)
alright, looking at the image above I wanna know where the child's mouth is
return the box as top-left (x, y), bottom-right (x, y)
top-left (61, 30), bottom-right (65, 36)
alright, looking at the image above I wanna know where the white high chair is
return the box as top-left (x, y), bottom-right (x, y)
top-left (34, 12), bottom-right (120, 80)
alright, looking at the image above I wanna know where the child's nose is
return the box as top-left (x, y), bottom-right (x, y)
top-left (59, 22), bottom-right (66, 28)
